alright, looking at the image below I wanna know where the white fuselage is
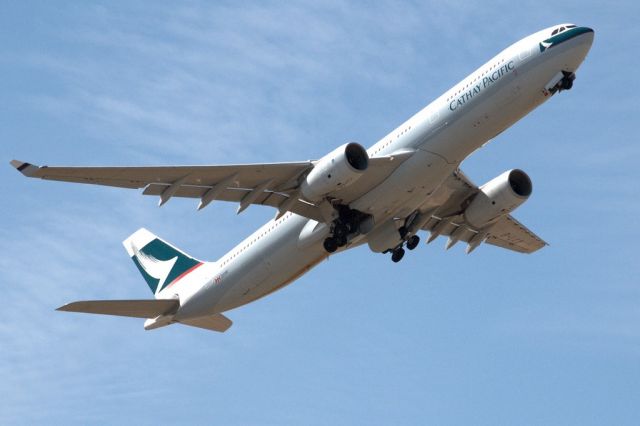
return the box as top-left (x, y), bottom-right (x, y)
top-left (170, 24), bottom-right (594, 321)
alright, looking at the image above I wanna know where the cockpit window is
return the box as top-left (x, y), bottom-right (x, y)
top-left (552, 25), bottom-right (576, 36)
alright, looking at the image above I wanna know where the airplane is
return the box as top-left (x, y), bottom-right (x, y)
top-left (11, 24), bottom-right (594, 333)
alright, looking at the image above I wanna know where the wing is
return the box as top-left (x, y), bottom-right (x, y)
top-left (11, 153), bottom-right (412, 223)
top-left (11, 159), bottom-right (324, 219)
top-left (419, 169), bottom-right (547, 254)
top-left (484, 214), bottom-right (548, 253)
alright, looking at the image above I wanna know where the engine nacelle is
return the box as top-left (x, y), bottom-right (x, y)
top-left (300, 142), bottom-right (369, 201)
top-left (464, 169), bottom-right (532, 228)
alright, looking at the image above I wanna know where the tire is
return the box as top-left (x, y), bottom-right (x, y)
top-left (323, 237), bottom-right (338, 253)
top-left (391, 247), bottom-right (405, 263)
top-left (406, 235), bottom-right (420, 250)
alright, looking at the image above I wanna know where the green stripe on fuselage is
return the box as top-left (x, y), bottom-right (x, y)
top-left (539, 27), bottom-right (593, 52)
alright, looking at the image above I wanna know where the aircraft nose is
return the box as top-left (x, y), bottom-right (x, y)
top-left (578, 27), bottom-right (595, 46)
top-left (563, 26), bottom-right (594, 43)
top-left (573, 26), bottom-right (595, 57)
top-left (561, 26), bottom-right (595, 70)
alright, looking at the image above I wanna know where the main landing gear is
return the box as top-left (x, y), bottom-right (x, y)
top-left (323, 237), bottom-right (339, 253)
top-left (323, 204), bottom-right (370, 254)
top-left (391, 247), bottom-right (405, 263)
top-left (406, 235), bottom-right (420, 250)
top-left (389, 231), bottom-right (421, 263)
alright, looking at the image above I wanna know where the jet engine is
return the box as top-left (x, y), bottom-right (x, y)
top-left (464, 169), bottom-right (532, 228)
top-left (300, 142), bottom-right (369, 201)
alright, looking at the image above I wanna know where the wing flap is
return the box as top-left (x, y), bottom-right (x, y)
top-left (143, 183), bottom-right (265, 201)
top-left (57, 299), bottom-right (179, 318)
top-left (141, 183), bottom-right (324, 221)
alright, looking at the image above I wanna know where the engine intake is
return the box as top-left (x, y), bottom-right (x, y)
top-left (300, 142), bottom-right (369, 201)
top-left (464, 169), bottom-right (532, 228)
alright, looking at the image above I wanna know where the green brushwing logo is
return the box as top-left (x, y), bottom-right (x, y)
top-left (131, 238), bottom-right (200, 294)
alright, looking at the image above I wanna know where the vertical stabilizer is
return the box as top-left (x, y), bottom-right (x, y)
top-left (123, 228), bottom-right (203, 297)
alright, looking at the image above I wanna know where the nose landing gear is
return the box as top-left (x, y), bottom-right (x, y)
top-left (559, 71), bottom-right (575, 91)
top-left (545, 70), bottom-right (576, 95)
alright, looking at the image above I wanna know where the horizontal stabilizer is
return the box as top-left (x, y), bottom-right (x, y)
top-left (57, 299), bottom-right (179, 318)
top-left (180, 313), bottom-right (233, 332)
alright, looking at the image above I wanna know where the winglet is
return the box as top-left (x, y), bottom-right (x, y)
top-left (10, 160), bottom-right (40, 177)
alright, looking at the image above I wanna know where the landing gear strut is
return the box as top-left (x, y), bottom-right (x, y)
top-left (548, 71), bottom-right (576, 95)
top-left (387, 233), bottom-right (421, 262)
top-left (559, 71), bottom-right (575, 91)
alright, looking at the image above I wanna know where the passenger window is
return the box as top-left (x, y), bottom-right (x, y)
top-left (552, 29), bottom-right (558, 35)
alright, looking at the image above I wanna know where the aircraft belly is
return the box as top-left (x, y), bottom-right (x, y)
top-left (212, 216), bottom-right (325, 312)
top-left (351, 149), bottom-right (453, 218)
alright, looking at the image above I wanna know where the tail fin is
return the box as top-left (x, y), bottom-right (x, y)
top-left (123, 228), bottom-right (203, 297)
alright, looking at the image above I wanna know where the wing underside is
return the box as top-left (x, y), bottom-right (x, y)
top-left (418, 169), bottom-right (547, 254)
top-left (11, 159), bottom-right (546, 253)
top-left (11, 159), bottom-right (325, 218)
top-left (11, 154), bottom-right (411, 223)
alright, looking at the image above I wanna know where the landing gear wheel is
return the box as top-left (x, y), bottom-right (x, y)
top-left (336, 235), bottom-right (348, 247)
top-left (323, 237), bottom-right (338, 253)
top-left (391, 247), bottom-right (405, 263)
top-left (406, 235), bottom-right (420, 250)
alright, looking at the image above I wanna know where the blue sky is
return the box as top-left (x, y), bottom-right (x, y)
top-left (2, 1), bottom-right (639, 425)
